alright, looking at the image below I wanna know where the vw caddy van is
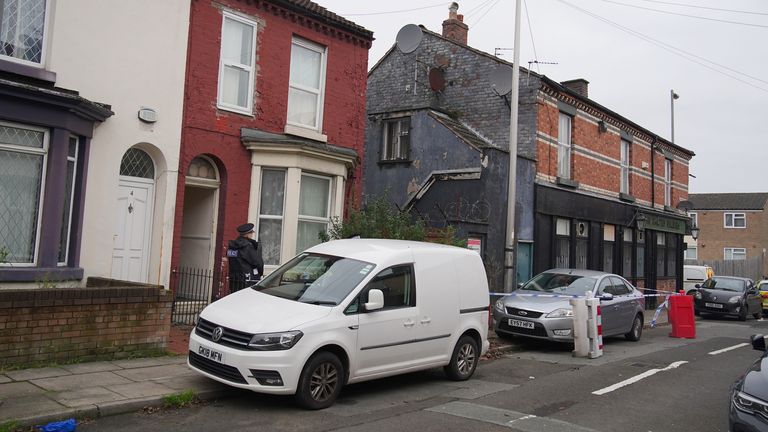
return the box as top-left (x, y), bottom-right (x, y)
top-left (188, 239), bottom-right (490, 409)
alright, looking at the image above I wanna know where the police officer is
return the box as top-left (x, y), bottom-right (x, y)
top-left (226, 223), bottom-right (264, 292)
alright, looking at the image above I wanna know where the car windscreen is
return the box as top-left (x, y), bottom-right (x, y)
top-left (701, 278), bottom-right (745, 292)
top-left (253, 253), bottom-right (375, 305)
top-left (518, 272), bottom-right (597, 295)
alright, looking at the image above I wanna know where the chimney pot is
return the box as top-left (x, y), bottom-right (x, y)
top-left (442, 2), bottom-right (469, 45)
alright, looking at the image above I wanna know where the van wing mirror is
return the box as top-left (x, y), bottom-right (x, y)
top-left (364, 289), bottom-right (384, 312)
top-left (751, 334), bottom-right (766, 352)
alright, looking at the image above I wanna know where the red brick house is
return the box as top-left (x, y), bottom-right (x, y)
top-left (172, 0), bottom-right (372, 296)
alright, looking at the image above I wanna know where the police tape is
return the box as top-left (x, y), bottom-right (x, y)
top-left (489, 291), bottom-right (678, 299)
top-left (650, 296), bottom-right (671, 328)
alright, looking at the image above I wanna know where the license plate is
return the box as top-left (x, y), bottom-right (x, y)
top-left (705, 302), bottom-right (723, 309)
top-left (509, 319), bottom-right (534, 329)
top-left (197, 344), bottom-right (224, 363)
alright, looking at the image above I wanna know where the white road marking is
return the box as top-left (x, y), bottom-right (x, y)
top-left (708, 343), bottom-right (749, 355)
top-left (592, 361), bottom-right (688, 396)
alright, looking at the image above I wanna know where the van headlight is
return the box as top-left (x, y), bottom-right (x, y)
top-left (248, 331), bottom-right (303, 350)
top-left (728, 296), bottom-right (741, 304)
top-left (494, 298), bottom-right (506, 313)
top-left (546, 308), bottom-right (573, 318)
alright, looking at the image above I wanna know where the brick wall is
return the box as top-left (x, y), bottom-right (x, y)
top-left (696, 209), bottom-right (768, 274)
top-left (0, 278), bottom-right (171, 368)
top-left (173, 0), bottom-right (371, 271)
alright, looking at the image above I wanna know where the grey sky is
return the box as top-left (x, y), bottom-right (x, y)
top-left (321, 0), bottom-right (767, 193)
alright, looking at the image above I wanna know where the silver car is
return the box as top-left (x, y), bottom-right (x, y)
top-left (492, 269), bottom-right (645, 343)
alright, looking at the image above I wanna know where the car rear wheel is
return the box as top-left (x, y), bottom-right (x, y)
top-left (295, 351), bottom-right (344, 410)
top-left (625, 314), bottom-right (643, 341)
top-left (444, 335), bottom-right (478, 381)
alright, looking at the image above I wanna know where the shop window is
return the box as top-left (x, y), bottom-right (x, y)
top-left (574, 221), bottom-right (588, 270)
top-left (656, 233), bottom-right (666, 276)
top-left (636, 231), bottom-right (645, 278)
top-left (622, 228), bottom-right (633, 278)
top-left (555, 218), bottom-right (570, 268)
top-left (666, 234), bottom-right (677, 278)
top-left (603, 224), bottom-right (614, 272)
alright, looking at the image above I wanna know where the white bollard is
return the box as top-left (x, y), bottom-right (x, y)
top-left (571, 294), bottom-right (589, 358)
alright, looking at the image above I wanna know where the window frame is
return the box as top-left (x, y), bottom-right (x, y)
top-left (381, 117), bottom-right (410, 161)
top-left (664, 158), bottom-right (672, 207)
top-left (296, 172), bottom-right (332, 252)
top-left (724, 212), bottom-right (746, 229)
top-left (724, 247), bottom-right (746, 260)
top-left (287, 37), bottom-right (327, 132)
top-left (684, 244), bottom-right (697, 260)
top-left (357, 264), bottom-right (417, 312)
top-left (557, 112), bottom-right (572, 179)
top-left (216, 10), bottom-right (257, 115)
top-left (0, 0), bottom-right (51, 67)
top-left (0, 120), bottom-right (49, 267)
top-left (620, 139), bottom-right (630, 194)
top-left (257, 168), bottom-right (287, 266)
top-left (58, 135), bottom-right (78, 265)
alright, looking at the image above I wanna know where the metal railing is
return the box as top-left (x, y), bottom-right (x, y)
top-left (170, 267), bottom-right (222, 325)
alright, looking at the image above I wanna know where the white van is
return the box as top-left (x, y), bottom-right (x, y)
top-left (683, 265), bottom-right (714, 294)
top-left (188, 239), bottom-right (490, 409)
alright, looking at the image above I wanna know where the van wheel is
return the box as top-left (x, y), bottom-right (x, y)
top-left (295, 351), bottom-right (343, 410)
top-left (444, 335), bottom-right (478, 381)
top-left (625, 314), bottom-right (643, 342)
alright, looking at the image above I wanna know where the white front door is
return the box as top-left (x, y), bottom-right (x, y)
top-left (111, 177), bottom-right (154, 282)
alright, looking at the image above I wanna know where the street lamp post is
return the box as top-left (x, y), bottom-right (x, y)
top-left (670, 90), bottom-right (679, 143)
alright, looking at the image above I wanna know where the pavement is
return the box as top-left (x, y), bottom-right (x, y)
top-left (0, 310), bottom-right (669, 429)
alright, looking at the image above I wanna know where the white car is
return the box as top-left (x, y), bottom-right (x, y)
top-left (188, 239), bottom-right (490, 409)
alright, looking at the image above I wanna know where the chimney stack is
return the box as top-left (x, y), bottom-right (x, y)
top-left (560, 79), bottom-right (589, 98)
top-left (442, 2), bottom-right (468, 45)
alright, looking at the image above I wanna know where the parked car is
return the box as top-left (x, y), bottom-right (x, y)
top-left (492, 269), bottom-right (645, 343)
top-left (757, 280), bottom-right (768, 317)
top-left (729, 334), bottom-right (768, 432)
top-left (692, 276), bottom-right (762, 321)
top-left (683, 264), bottom-right (714, 294)
top-left (188, 239), bottom-right (490, 409)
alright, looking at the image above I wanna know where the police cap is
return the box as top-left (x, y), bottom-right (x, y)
top-left (237, 223), bottom-right (255, 234)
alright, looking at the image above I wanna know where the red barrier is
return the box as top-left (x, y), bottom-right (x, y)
top-left (669, 291), bottom-right (696, 339)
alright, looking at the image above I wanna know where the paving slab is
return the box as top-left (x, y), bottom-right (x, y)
top-left (60, 361), bottom-right (123, 374)
top-left (108, 381), bottom-right (177, 399)
top-left (0, 381), bottom-right (47, 398)
top-left (50, 386), bottom-right (124, 408)
top-left (154, 374), bottom-right (231, 392)
top-left (0, 375), bottom-right (10, 384)
top-left (5, 366), bottom-right (71, 381)
top-left (111, 357), bottom-right (185, 369)
top-left (31, 371), bottom-right (132, 392)
top-left (0, 394), bottom-right (65, 421)
top-left (113, 364), bottom-right (195, 382)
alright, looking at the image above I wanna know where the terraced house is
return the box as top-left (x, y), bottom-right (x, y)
top-left (364, 4), bottom-right (695, 293)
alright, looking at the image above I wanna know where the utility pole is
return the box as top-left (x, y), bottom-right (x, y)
top-left (504, 0), bottom-right (522, 292)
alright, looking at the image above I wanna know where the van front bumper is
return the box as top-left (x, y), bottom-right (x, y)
top-left (188, 330), bottom-right (307, 395)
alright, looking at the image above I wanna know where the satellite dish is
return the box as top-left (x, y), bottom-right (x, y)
top-left (489, 65), bottom-right (514, 96)
top-left (428, 67), bottom-right (446, 92)
top-left (676, 200), bottom-right (694, 212)
top-left (396, 24), bottom-right (423, 54)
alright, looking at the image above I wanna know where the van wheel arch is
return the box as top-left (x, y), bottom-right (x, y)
top-left (312, 344), bottom-right (351, 385)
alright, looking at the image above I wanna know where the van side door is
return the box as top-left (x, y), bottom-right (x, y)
top-left (354, 264), bottom-right (421, 378)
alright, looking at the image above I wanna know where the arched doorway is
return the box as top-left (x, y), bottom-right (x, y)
top-left (112, 147), bottom-right (155, 282)
top-left (178, 156), bottom-right (220, 301)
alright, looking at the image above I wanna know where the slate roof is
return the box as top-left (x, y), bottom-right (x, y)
top-left (275, 0), bottom-right (373, 40)
top-left (689, 193), bottom-right (768, 211)
top-left (427, 110), bottom-right (501, 151)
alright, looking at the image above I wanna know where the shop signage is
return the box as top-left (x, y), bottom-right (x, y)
top-left (640, 212), bottom-right (686, 234)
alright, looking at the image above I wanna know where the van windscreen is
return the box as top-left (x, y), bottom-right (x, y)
top-left (253, 253), bottom-right (375, 305)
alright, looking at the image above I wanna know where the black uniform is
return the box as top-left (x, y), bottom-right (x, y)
top-left (227, 224), bottom-right (264, 292)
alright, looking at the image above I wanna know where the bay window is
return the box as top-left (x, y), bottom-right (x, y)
top-left (258, 169), bottom-right (285, 266)
top-left (297, 174), bottom-right (331, 253)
